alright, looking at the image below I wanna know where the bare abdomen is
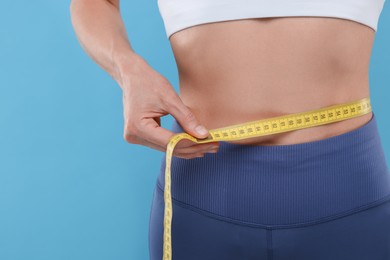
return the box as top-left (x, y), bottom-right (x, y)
top-left (169, 17), bottom-right (375, 145)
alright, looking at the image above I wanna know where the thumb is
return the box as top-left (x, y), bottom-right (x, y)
top-left (167, 98), bottom-right (210, 139)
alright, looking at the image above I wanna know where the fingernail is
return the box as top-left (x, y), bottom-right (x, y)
top-left (195, 125), bottom-right (208, 135)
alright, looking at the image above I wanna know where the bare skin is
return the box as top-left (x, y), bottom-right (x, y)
top-left (170, 17), bottom-right (374, 145)
top-left (70, 0), bottom-right (220, 159)
top-left (70, 0), bottom-right (374, 158)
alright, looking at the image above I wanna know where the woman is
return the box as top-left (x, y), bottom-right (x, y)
top-left (70, 0), bottom-right (390, 259)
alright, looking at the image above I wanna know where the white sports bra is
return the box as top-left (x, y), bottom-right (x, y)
top-left (157, 0), bottom-right (386, 39)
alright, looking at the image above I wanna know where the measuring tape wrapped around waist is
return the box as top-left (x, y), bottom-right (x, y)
top-left (162, 97), bottom-right (372, 260)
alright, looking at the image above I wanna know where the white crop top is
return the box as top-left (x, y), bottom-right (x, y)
top-left (157, 0), bottom-right (386, 39)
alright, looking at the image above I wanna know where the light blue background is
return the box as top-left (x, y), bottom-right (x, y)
top-left (0, 1), bottom-right (390, 260)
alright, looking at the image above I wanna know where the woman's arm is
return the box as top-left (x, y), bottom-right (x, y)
top-left (70, 0), bottom-right (220, 158)
top-left (70, 0), bottom-right (134, 83)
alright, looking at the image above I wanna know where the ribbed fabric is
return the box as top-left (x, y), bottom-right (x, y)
top-left (157, 0), bottom-right (386, 39)
top-left (157, 112), bottom-right (390, 227)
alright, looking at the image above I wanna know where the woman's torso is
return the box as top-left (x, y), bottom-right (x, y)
top-left (169, 17), bottom-right (375, 145)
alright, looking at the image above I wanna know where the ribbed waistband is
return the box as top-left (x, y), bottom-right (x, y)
top-left (157, 112), bottom-right (390, 227)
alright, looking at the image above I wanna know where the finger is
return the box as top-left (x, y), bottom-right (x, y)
top-left (125, 133), bottom-right (166, 152)
top-left (132, 141), bottom-right (206, 159)
top-left (126, 117), bottom-right (220, 156)
top-left (136, 118), bottom-right (183, 149)
top-left (174, 142), bottom-right (220, 154)
top-left (163, 93), bottom-right (210, 140)
top-left (125, 133), bottom-right (203, 159)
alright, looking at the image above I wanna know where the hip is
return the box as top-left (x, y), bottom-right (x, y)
top-left (157, 111), bottom-right (390, 226)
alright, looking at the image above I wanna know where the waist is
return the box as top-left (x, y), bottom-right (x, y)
top-left (171, 17), bottom-right (374, 145)
top-left (158, 111), bottom-right (390, 226)
top-left (179, 85), bottom-right (372, 145)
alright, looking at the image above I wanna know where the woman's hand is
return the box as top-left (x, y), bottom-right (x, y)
top-left (70, 0), bottom-right (219, 158)
top-left (117, 54), bottom-right (220, 159)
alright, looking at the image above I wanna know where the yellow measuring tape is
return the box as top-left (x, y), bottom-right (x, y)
top-left (162, 97), bottom-right (372, 260)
